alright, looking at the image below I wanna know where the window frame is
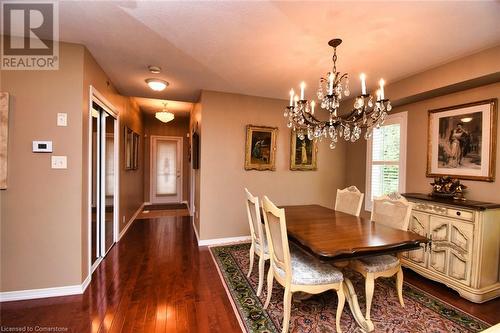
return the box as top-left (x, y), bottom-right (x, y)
top-left (365, 111), bottom-right (408, 211)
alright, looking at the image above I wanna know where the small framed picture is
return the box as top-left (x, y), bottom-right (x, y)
top-left (290, 131), bottom-right (317, 171)
top-left (427, 99), bottom-right (497, 182)
top-left (244, 125), bottom-right (278, 171)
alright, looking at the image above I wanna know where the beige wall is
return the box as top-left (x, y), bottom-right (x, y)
top-left (1, 43), bottom-right (85, 291)
top-left (347, 82), bottom-right (500, 216)
top-left (0, 43), bottom-right (145, 292)
top-left (143, 114), bottom-right (190, 203)
top-left (198, 90), bottom-right (347, 240)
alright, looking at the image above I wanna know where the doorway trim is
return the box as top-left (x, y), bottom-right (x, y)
top-left (87, 86), bottom-right (120, 280)
top-left (150, 135), bottom-right (183, 204)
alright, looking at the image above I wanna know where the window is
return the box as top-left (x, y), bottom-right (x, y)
top-left (365, 112), bottom-right (407, 210)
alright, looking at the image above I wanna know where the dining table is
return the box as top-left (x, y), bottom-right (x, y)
top-left (281, 204), bottom-right (429, 332)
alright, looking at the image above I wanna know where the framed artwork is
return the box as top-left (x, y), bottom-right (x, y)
top-left (0, 92), bottom-right (9, 189)
top-left (192, 131), bottom-right (200, 170)
top-left (290, 131), bottom-right (318, 171)
top-left (427, 99), bottom-right (497, 182)
top-left (244, 125), bottom-right (277, 171)
top-left (132, 132), bottom-right (139, 169)
top-left (124, 127), bottom-right (139, 170)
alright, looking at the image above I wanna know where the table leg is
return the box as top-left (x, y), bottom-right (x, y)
top-left (343, 278), bottom-right (374, 332)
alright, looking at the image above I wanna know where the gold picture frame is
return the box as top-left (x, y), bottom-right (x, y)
top-left (244, 125), bottom-right (278, 171)
top-left (290, 131), bottom-right (318, 171)
top-left (125, 127), bottom-right (140, 170)
top-left (426, 99), bottom-right (497, 182)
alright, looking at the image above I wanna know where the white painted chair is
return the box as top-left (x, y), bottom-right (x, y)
top-left (335, 185), bottom-right (364, 216)
top-left (349, 192), bottom-right (412, 323)
top-left (261, 195), bottom-right (345, 333)
top-left (245, 188), bottom-right (270, 296)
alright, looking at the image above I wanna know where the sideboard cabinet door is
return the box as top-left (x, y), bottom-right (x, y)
top-left (448, 220), bottom-right (473, 286)
top-left (407, 212), bottom-right (429, 267)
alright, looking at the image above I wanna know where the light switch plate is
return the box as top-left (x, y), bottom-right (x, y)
top-left (57, 113), bottom-right (67, 126)
top-left (51, 156), bottom-right (67, 169)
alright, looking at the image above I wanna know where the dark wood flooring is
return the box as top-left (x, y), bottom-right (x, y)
top-left (0, 216), bottom-right (240, 333)
top-left (1, 216), bottom-right (498, 332)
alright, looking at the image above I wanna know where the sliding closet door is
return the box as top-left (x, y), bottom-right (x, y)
top-left (91, 99), bottom-right (118, 264)
top-left (101, 112), bottom-right (116, 255)
top-left (90, 108), bottom-right (100, 266)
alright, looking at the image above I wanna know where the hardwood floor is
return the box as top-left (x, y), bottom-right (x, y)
top-left (1, 216), bottom-right (498, 332)
top-left (0, 216), bottom-right (240, 333)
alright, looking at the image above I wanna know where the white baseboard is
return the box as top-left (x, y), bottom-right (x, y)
top-left (198, 235), bottom-right (251, 247)
top-left (81, 274), bottom-right (91, 293)
top-left (0, 278), bottom-right (89, 302)
top-left (119, 202), bottom-right (145, 241)
top-left (192, 219), bottom-right (200, 244)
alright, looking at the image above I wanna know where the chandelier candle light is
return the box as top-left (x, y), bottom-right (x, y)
top-left (284, 38), bottom-right (392, 149)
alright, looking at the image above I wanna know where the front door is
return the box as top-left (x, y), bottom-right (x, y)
top-left (151, 136), bottom-right (183, 203)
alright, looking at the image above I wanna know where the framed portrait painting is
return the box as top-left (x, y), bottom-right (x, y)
top-left (290, 131), bottom-right (317, 171)
top-left (427, 99), bottom-right (497, 182)
top-left (244, 125), bottom-right (277, 171)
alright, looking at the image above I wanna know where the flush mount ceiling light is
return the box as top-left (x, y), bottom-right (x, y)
top-left (460, 117), bottom-right (473, 123)
top-left (155, 102), bottom-right (175, 123)
top-left (145, 78), bottom-right (169, 91)
top-left (148, 65), bottom-right (161, 74)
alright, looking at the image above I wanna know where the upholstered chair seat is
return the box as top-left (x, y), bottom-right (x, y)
top-left (276, 245), bottom-right (344, 285)
top-left (356, 255), bottom-right (400, 273)
top-left (255, 238), bottom-right (268, 254)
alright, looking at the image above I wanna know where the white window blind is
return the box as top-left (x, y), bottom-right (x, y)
top-left (365, 112), bottom-right (407, 210)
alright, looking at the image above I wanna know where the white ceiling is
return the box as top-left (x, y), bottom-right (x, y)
top-left (59, 1), bottom-right (500, 103)
top-left (133, 97), bottom-right (193, 117)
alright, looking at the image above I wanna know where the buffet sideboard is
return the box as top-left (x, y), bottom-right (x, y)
top-left (402, 193), bottom-right (500, 303)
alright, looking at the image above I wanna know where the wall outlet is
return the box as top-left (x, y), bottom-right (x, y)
top-left (51, 156), bottom-right (67, 169)
top-left (57, 113), bottom-right (67, 126)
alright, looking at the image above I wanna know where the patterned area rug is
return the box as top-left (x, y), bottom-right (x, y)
top-left (210, 243), bottom-right (490, 333)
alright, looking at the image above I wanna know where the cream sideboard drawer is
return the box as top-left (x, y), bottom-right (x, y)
top-left (446, 208), bottom-right (474, 221)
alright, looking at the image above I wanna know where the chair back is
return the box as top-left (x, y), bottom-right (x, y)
top-left (335, 185), bottom-right (364, 216)
top-left (371, 192), bottom-right (412, 231)
top-left (261, 196), bottom-right (292, 281)
top-left (245, 188), bottom-right (265, 248)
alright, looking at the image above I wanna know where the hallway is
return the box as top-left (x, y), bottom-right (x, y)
top-left (0, 217), bottom-right (240, 332)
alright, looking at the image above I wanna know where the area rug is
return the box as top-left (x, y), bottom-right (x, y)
top-left (210, 243), bottom-right (490, 333)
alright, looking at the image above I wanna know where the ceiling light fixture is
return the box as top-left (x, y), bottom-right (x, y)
top-left (460, 117), bottom-right (473, 123)
top-left (284, 38), bottom-right (392, 149)
top-left (145, 78), bottom-right (169, 91)
top-left (155, 102), bottom-right (175, 123)
top-left (148, 65), bottom-right (161, 74)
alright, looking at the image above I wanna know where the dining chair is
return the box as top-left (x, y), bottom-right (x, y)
top-left (335, 185), bottom-right (364, 216)
top-left (245, 188), bottom-right (270, 296)
top-left (349, 192), bottom-right (412, 322)
top-left (261, 195), bottom-right (345, 333)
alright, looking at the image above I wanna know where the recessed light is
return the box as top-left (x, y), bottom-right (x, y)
top-left (145, 78), bottom-right (169, 91)
top-left (148, 65), bottom-right (161, 74)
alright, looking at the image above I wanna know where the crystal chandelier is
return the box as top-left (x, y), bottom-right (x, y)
top-left (155, 102), bottom-right (175, 123)
top-left (284, 38), bottom-right (392, 149)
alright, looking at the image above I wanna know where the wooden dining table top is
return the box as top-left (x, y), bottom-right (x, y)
top-left (282, 205), bottom-right (428, 261)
